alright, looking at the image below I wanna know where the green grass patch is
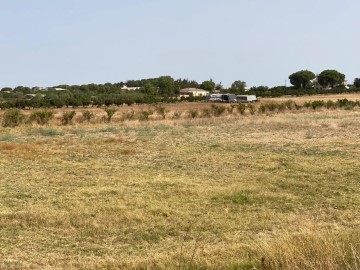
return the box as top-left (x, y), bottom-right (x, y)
top-left (0, 133), bottom-right (16, 141)
top-left (27, 128), bottom-right (65, 137)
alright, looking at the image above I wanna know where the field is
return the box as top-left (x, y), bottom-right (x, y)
top-left (261, 93), bottom-right (360, 103)
top-left (1, 95), bottom-right (360, 269)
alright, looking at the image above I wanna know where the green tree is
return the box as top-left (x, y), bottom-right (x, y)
top-left (200, 79), bottom-right (215, 92)
top-left (13, 86), bottom-right (31, 93)
top-left (1, 87), bottom-right (13, 92)
top-left (157, 76), bottom-right (175, 96)
top-left (231, 80), bottom-right (247, 94)
top-left (215, 82), bottom-right (223, 91)
top-left (141, 82), bottom-right (158, 96)
top-left (289, 70), bottom-right (316, 89)
top-left (318, 70), bottom-right (345, 88)
top-left (354, 78), bottom-right (360, 88)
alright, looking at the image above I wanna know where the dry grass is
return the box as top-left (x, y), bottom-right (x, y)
top-left (0, 106), bottom-right (360, 269)
top-left (261, 93), bottom-right (360, 103)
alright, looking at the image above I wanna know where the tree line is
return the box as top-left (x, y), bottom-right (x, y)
top-left (1, 73), bottom-right (360, 109)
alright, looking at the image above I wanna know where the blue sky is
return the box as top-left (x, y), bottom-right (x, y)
top-left (1, 0), bottom-right (359, 88)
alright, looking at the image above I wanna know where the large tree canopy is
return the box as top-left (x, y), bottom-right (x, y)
top-left (157, 76), bottom-right (176, 96)
top-left (318, 70), bottom-right (345, 88)
top-left (354, 78), bottom-right (360, 88)
top-left (289, 70), bottom-right (316, 89)
top-left (200, 80), bottom-right (215, 92)
top-left (230, 80), bottom-right (247, 94)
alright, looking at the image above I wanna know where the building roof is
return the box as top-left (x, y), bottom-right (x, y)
top-left (180, 88), bottom-right (208, 93)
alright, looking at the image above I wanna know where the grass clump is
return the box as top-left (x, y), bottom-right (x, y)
top-left (212, 192), bottom-right (250, 205)
top-left (0, 133), bottom-right (16, 141)
top-left (28, 128), bottom-right (64, 137)
top-left (257, 232), bottom-right (360, 270)
top-left (97, 127), bottom-right (119, 134)
top-left (1, 109), bottom-right (24, 127)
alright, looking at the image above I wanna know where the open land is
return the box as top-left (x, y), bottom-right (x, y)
top-left (0, 94), bottom-right (360, 269)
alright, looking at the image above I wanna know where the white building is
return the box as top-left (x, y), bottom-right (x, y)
top-left (121, 85), bottom-right (141, 91)
top-left (179, 88), bottom-right (209, 98)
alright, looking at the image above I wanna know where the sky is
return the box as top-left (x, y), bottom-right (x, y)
top-left (0, 0), bottom-right (359, 88)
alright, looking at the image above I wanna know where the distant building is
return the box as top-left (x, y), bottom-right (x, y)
top-left (179, 88), bottom-right (209, 98)
top-left (24, 94), bottom-right (45, 100)
top-left (121, 85), bottom-right (141, 91)
top-left (33, 87), bottom-right (49, 91)
top-left (24, 94), bottom-right (37, 99)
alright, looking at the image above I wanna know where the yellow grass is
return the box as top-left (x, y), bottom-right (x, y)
top-left (0, 104), bottom-right (360, 269)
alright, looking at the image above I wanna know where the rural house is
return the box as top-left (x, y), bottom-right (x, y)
top-left (179, 88), bottom-right (209, 98)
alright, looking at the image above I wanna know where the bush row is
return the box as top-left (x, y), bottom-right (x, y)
top-left (1, 99), bottom-right (359, 128)
top-left (1, 109), bottom-right (94, 128)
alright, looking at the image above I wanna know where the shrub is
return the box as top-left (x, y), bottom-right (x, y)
top-left (201, 108), bottom-right (212, 118)
top-left (337, 99), bottom-right (357, 110)
top-left (29, 110), bottom-right (54, 125)
top-left (310, 100), bottom-right (325, 110)
top-left (211, 104), bottom-right (226, 117)
top-left (139, 110), bottom-right (153, 121)
top-left (82, 110), bottom-right (94, 122)
top-left (284, 100), bottom-right (294, 110)
top-left (277, 103), bottom-right (286, 112)
top-left (325, 100), bottom-right (337, 109)
top-left (237, 104), bottom-right (246, 115)
top-left (294, 103), bottom-right (302, 110)
top-left (154, 105), bottom-right (167, 119)
top-left (248, 104), bottom-right (256, 115)
top-left (188, 109), bottom-right (199, 119)
top-left (172, 111), bottom-right (182, 119)
top-left (227, 104), bottom-right (237, 114)
top-left (303, 101), bottom-right (312, 108)
top-left (1, 109), bottom-right (24, 128)
top-left (266, 103), bottom-right (278, 112)
top-left (61, 111), bottom-right (76, 125)
top-left (258, 104), bottom-right (267, 114)
top-left (337, 99), bottom-right (349, 108)
top-left (121, 110), bottom-right (135, 121)
top-left (104, 107), bottom-right (117, 122)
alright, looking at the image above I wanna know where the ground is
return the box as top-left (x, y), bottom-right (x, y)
top-left (0, 95), bottom-right (360, 269)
